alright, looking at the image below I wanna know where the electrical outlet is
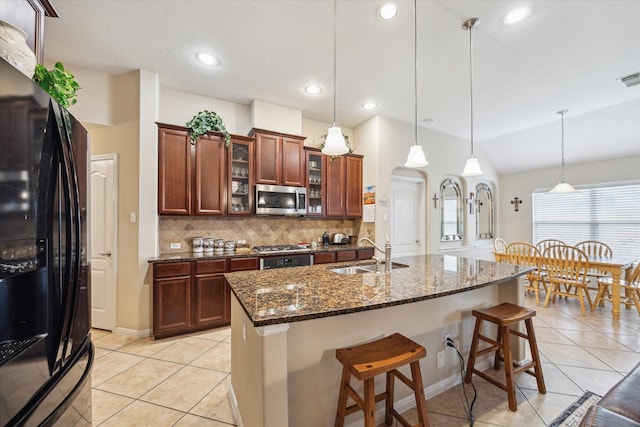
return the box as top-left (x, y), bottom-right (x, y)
top-left (436, 350), bottom-right (445, 368)
top-left (444, 333), bottom-right (452, 349)
top-left (170, 243), bottom-right (181, 249)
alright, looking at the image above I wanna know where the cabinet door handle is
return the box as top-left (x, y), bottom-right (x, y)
top-left (98, 251), bottom-right (112, 257)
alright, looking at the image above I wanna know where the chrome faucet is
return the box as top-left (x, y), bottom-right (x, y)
top-left (359, 237), bottom-right (392, 273)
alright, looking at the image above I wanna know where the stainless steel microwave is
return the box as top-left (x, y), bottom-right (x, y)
top-left (255, 184), bottom-right (306, 216)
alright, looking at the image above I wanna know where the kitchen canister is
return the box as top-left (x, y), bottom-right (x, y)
top-left (224, 241), bottom-right (235, 252)
top-left (192, 237), bottom-right (204, 253)
top-left (203, 238), bottom-right (214, 252)
top-left (213, 239), bottom-right (225, 253)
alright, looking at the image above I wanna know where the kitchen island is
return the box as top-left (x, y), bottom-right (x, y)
top-left (224, 254), bottom-right (531, 427)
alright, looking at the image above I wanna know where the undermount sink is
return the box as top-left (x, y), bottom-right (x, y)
top-left (330, 262), bottom-right (409, 275)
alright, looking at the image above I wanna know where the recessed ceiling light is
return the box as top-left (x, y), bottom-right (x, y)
top-left (504, 7), bottom-right (531, 25)
top-left (377, 3), bottom-right (398, 21)
top-left (196, 52), bottom-right (219, 66)
top-left (362, 102), bottom-right (377, 110)
top-left (304, 85), bottom-right (323, 95)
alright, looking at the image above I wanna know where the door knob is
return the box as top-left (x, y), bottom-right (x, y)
top-left (98, 251), bottom-right (112, 257)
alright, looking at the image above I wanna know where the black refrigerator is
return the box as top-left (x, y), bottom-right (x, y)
top-left (0, 57), bottom-right (93, 425)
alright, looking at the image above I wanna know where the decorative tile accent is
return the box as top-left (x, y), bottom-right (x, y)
top-left (159, 216), bottom-right (375, 253)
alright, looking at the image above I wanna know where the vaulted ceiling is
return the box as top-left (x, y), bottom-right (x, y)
top-left (44, 0), bottom-right (640, 174)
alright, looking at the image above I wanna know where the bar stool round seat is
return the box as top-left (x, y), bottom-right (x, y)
top-left (335, 333), bottom-right (430, 427)
top-left (464, 302), bottom-right (546, 411)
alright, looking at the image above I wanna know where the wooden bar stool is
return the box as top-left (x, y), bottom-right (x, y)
top-left (335, 333), bottom-right (430, 427)
top-left (464, 302), bottom-right (546, 411)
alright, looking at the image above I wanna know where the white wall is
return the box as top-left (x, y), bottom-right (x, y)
top-left (499, 155), bottom-right (640, 245)
top-left (359, 115), bottom-right (499, 257)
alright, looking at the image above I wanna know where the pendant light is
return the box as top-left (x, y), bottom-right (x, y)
top-left (404, 0), bottom-right (428, 168)
top-left (461, 18), bottom-right (483, 177)
top-left (548, 109), bottom-right (578, 193)
top-left (322, 0), bottom-right (349, 156)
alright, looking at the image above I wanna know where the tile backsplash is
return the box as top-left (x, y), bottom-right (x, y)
top-left (159, 216), bottom-right (375, 253)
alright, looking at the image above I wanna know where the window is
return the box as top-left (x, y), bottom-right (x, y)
top-left (532, 182), bottom-right (640, 257)
top-left (440, 178), bottom-right (463, 241)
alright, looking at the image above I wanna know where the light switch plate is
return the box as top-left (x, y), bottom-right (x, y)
top-left (170, 243), bottom-right (181, 249)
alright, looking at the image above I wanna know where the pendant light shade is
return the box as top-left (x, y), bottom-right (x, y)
top-left (404, 0), bottom-right (428, 168)
top-left (322, 0), bottom-right (349, 156)
top-left (462, 155), bottom-right (483, 176)
top-left (461, 18), bottom-right (483, 177)
top-left (548, 109), bottom-right (577, 193)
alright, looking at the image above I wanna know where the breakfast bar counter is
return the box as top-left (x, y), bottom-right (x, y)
top-left (224, 254), bottom-right (531, 426)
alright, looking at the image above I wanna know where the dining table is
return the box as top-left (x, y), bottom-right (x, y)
top-left (494, 251), bottom-right (639, 320)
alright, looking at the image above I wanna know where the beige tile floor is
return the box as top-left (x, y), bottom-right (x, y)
top-left (91, 292), bottom-right (640, 426)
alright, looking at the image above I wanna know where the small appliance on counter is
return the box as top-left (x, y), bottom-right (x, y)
top-left (322, 232), bottom-right (330, 246)
top-left (333, 233), bottom-right (347, 244)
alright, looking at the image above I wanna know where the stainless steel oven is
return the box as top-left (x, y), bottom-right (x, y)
top-left (255, 184), bottom-right (306, 216)
top-left (260, 254), bottom-right (314, 270)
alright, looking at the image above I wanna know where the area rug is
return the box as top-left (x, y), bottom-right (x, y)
top-left (547, 391), bottom-right (601, 427)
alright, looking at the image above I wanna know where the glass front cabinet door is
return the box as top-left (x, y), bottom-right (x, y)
top-left (228, 136), bottom-right (254, 215)
top-left (305, 147), bottom-right (325, 216)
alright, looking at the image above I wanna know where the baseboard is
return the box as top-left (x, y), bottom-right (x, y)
top-left (228, 381), bottom-right (244, 427)
top-left (112, 327), bottom-right (151, 338)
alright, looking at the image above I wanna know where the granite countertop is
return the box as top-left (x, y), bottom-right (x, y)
top-left (148, 243), bottom-right (374, 263)
top-left (225, 254), bottom-right (532, 327)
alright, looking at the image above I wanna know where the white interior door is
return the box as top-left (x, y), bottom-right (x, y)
top-left (391, 176), bottom-right (425, 257)
top-left (90, 155), bottom-right (117, 330)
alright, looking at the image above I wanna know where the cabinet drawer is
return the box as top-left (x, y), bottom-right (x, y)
top-left (336, 250), bottom-right (357, 262)
top-left (314, 252), bottom-right (335, 264)
top-left (230, 257), bottom-right (259, 271)
top-left (154, 262), bottom-right (191, 278)
top-left (357, 247), bottom-right (375, 260)
top-left (196, 259), bottom-right (227, 274)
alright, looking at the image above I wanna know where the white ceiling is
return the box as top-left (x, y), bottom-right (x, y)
top-left (44, 0), bottom-right (640, 174)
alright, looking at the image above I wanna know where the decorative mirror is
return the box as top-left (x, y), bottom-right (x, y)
top-left (475, 183), bottom-right (494, 239)
top-left (440, 178), bottom-right (463, 241)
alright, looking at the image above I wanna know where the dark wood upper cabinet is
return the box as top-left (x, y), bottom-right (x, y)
top-left (326, 154), bottom-right (363, 218)
top-left (325, 156), bottom-right (346, 217)
top-left (158, 125), bottom-right (192, 215)
top-left (281, 136), bottom-right (305, 186)
top-left (0, 0), bottom-right (58, 64)
top-left (228, 135), bottom-right (255, 215)
top-left (251, 128), bottom-right (305, 187)
top-left (195, 133), bottom-right (226, 215)
top-left (345, 155), bottom-right (363, 217)
top-left (157, 123), bottom-right (227, 215)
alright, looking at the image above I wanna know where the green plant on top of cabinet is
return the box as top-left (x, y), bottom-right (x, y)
top-left (250, 128), bottom-right (305, 187)
top-left (304, 147), bottom-right (325, 216)
top-left (326, 154), bottom-right (363, 218)
top-left (157, 123), bottom-right (226, 215)
top-left (228, 135), bottom-right (255, 215)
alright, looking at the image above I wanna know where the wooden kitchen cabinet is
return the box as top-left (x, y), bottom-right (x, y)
top-left (251, 128), bottom-right (305, 187)
top-left (153, 257), bottom-right (259, 339)
top-left (157, 123), bottom-right (227, 215)
top-left (345, 155), bottom-right (363, 217)
top-left (357, 247), bottom-right (375, 260)
top-left (194, 259), bottom-right (227, 326)
top-left (153, 262), bottom-right (192, 337)
top-left (326, 154), bottom-right (363, 218)
top-left (228, 136), bottom-right (255, 215)
top-left (305, 147), bottom-right (325, 216)
top-left (314, 252), bottom-right (336, 264)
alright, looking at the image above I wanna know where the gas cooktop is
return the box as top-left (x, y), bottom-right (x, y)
top-left (253, 245), bottom-right (309, 254)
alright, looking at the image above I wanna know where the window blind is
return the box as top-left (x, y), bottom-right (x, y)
top-left (532, 182), bottom-right (640, 257)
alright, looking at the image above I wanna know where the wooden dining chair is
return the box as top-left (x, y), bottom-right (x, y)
top-left (593, 262), bottom-right (640, 315)
top-left (535, 239), bottom-right (566, 253)
top-left (575, 240), bottom-right (614, 305)
top-left (542, 245), bottom-right (593, 316)
top-left (494, 238), bottom-right (507, 254)
top-left (505, 242), bottom-right (547, 305)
